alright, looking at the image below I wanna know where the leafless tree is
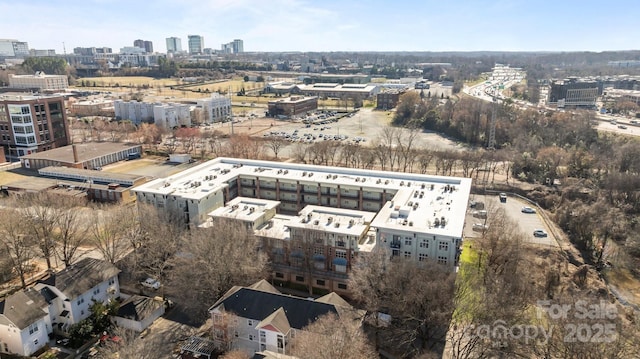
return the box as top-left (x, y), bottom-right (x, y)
top-left (90, 204), bottom-right (131, 264)
top-left (55, 196), bottom-right (89, 267)
top-left (265, 136), bottom-right (288, 159)
top-left (169, 219), bottom-right (269, 320)
top-left (0, 208), bottom-right (36, 288)
top-left (96, 327), bottom-right (167, 359)
top-left (17, 193), bottom-right (61, 270)
top-left (289, 313), bottom-right (376, 359)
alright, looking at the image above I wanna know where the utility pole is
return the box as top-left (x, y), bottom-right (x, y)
top-left (488, 93), bottom-right (497, 150)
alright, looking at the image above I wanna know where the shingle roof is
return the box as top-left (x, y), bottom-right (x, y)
top-left (0, 288), bottom-right (48, 329)
top-left (116, 295), bottom-right (164, 321)
top-left (38, 258), bottom-right (120, 299)
top-left (256, 307), bottom-right (291, 334)
top-left (209, 287), bottom-right (339, 330)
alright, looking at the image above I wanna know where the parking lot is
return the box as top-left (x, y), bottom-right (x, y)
top-left (464, 193), bottom-right (557, 247)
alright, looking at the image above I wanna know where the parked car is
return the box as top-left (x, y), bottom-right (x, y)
top-left (618, 125), bottom-right (628, 129)
top-left (533, 229), bottom-right (548, 237)
top-left (499, 193), bottom-right (507, 203)
top-left (521, 206), bottom-right (536, 214)
top-left (141, 278), bottom-right (161, 290)
top-left (472, 210), bottom-right (488, 219)
top-left (472, 223), bottom-right (489, 231)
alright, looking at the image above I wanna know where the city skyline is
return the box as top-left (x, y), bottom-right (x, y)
top-left (0, 0), bottom-right (638, 54)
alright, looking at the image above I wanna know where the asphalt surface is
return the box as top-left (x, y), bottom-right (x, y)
top-left (464, 193), bottom-right (557, 247)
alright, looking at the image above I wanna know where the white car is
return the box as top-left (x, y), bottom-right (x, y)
top-left (521, 206), bottom-right (536, 214)
top-left (533, 229), bottom-right (548, 238)
top-left (141, 278), bottom-right (161, 290)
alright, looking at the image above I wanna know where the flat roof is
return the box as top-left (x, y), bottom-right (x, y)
top-left (134, 158), bottom-right (472, 238)
top-left (288, 205), bottom-right (375, 237)
top-left (268, 96), bottom-right (317, 104)
top-left (21, 143), bottom-right (140, 164)
top-left (208, 197), bottom-right (280, 223)
top-left (38, 166), bottom-right (145, 186)
top-left (0, 93), bottom-right (65, 102)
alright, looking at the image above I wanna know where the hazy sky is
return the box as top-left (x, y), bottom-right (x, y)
top-left (1, 0), bottom-right (638, 53)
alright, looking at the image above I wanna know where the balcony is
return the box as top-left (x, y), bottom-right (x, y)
top-left (390, 241), bottom-right (401, 249)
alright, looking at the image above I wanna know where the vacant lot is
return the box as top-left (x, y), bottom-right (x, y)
top-left (78, 76), bottom-right (180, 88)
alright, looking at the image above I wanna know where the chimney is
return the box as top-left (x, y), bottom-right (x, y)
top-left (72, 144), bottom-right (79, 163)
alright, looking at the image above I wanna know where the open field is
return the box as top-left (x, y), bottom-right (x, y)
top-left (0, 168), bottom-right (30, 186)
top-left (77, 76), bottom-right (180, 87)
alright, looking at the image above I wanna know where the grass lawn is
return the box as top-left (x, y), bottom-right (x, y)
top-left (0, 170), bottom-right (30, 186)
top-left (605, 268), bottom-right (640, 307)
top-left (78, 76), bottom-right (180, 87)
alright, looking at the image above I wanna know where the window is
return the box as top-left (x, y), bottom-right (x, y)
top-left (81, 310), bottom-right (84, 316)
top-left (214, 328), bottom-right (224, 339)
top-left (248, 319), bottom-right (254, 327)
top-left (28, 323), bottom-right (38, 335)
top-left (295, 275), bottom-right (304, 282)
top-left (437, 256), bottom-right (448, 265)
top-left (335, 250), bottom-right (347, 258)
top-left (404, 251), bottom-right (412, 258)
top-left (248, 334), bottom-right (254, 341)
top-left (439, 242), bottom-right (449, 251)
top-left (34, 339), bottom-right (38, 346)
top-left (419, 239), bottom-right (429, 248)
top-left (234, 330), bottom-right (239, 338)
top-left (213, 314), bottom-right (222, 323)
top-left (419, 253), bottom-right (428, 262)
top-left (275, 272), bottom-right (284, 278)
top-left (404, 238), bottom-right (412, 246)
top-left (338, 283), bottom-right (347, 290)
top-left (316, 279), bottom-right (325, 286)
top-left (260, 330), bottom-right (266, 343)
top-left (392, 249), bottom-right (400, 257)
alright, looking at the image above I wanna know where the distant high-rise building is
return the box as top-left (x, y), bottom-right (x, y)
top-left (232, 39), bottom-right (243, 53)
top-left (143, 41), bottom-right (153, 53)
top-left (166, 37), bottom-right (182, 53)
top-left (0, 39), bottom-right (29, 58)
top-left (29, 49), bottom-right (56, 57)
top-left (134, 39), bottom-right (153, 53)
top-left (221, 42), bottom-right (232, 54)
top-left (188, 35), bottom-right (204, 54)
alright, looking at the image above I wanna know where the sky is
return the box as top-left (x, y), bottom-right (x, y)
top-left (1, 0), bottom-right (638, 54)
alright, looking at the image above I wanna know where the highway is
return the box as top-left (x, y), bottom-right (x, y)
top-left (463, 69), bottom-right (640, 138)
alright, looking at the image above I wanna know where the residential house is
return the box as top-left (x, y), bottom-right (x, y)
top-left (111, 295), bottom-right (165, 332)
top-left (34, 258), bottom-right (120, 333)
top-left (0, 289), bottom-right (51, 357)
top-left (209, 279), bottom-right (363, 356)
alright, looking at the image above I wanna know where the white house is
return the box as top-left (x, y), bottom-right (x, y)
top-left (209, 280), bottom-right (363, 356)
top-left (0, 289), bottom-right (51, 357)
top-left (34, 258), bottom-right (121, 333)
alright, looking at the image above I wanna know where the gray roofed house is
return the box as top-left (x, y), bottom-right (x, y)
top-left (0, 288), bottom-right (51, 356)
top-left (112, 295), bottom-right (165, 332)
top-left (38, 257), bottom-right (120, 299)
top-left (209, 280), bottom-right (363, 356)
top-left (0, 288), bottom-right (48, 330)
top-left (33, 257), bottom-right (121, 333)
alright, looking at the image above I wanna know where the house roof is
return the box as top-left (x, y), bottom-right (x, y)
top-left (247, 279), bottom-right (280, 294)
top-left (116, 295), bottom-right (164, 322)
top-left (315, 292), bottom-right (351, 308)
top-left (256, 307), bottom-right (291, 334)
top-left (209, 285), bottom-right (347, 330)
top-left (38, 258), bottom-right (120, 299)
top-left (0, 288), bottom-right (48, 329)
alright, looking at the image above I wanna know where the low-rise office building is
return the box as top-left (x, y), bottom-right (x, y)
top-left (20, 142), bottom-right (142, 171)
top-left (293, 83), bottom-right (378, 99)
top-left (376, 90), bottom-right (406, 110)
top-left (8, 72), bottom-right (68, 91)
top-left (267, 96), bottom-right (318, 118)
top-left (548, 78), bottom-right (602, 108)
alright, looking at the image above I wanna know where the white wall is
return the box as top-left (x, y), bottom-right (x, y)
top-left (0, 317), bottom-right (49, 357)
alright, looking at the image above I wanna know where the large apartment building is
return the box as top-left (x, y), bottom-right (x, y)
top-left (114, 94), bottom-right (231, 127)
top-left (133, 158), bottom-right (472, 292)
top-left (0, 94), bottom-right (70, 158)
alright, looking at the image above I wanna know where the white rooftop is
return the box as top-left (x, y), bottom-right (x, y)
top-left (133, 157), bottom-right (472, 238)
top-left (288, 205), bottom-right (376, 237)
top-left (208, 197), bottom-right (279, 223)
